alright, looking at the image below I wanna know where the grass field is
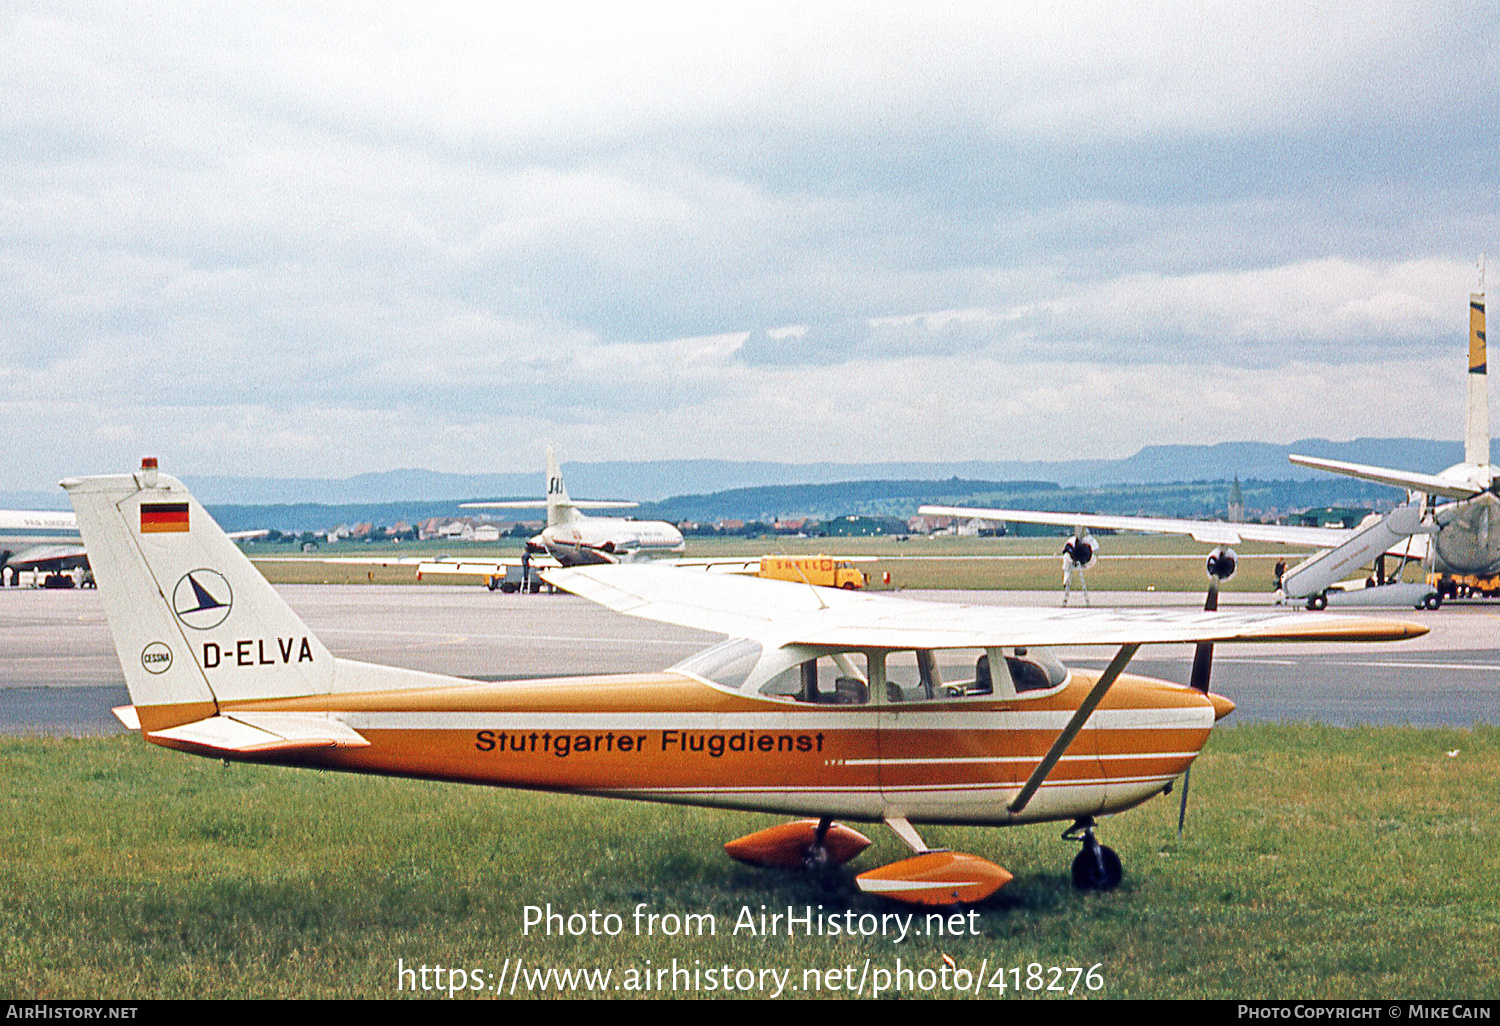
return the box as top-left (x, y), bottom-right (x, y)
top-left (251, 535), bottom-right (1385, 594)
top-left (3, 726), bottom-right (1495, 999)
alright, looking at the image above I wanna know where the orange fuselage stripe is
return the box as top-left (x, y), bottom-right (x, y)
top-left (139, 670), bottom-right (1215, 812)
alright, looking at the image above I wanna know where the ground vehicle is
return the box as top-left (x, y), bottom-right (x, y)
top-left (1428, 570), bottom-right (1500, 599)
top-left (758, 555), bottom-right (867, 589)
top-left (487, 563), bottom-right (545, 594)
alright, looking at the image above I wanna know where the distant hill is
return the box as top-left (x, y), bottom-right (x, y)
top-left (637, 477), bottom-right (1396, 526)
top-left (635, 479), bottom-right (1058, 523)
top-left (183, 436), bottom-right (1480, 505)
top-left (6, 436), bottom-right (1485, 511)
top-left (201, 476), bottom-right (1396, 534)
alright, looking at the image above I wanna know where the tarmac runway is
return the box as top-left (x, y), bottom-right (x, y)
top-left (2, 584), bottom-right (1497, 734)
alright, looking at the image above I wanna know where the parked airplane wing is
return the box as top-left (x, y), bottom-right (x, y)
top-left (3, 543), bottom-right (88, 571)
top-left (415, 557), bottom-right (560, 577)
top-left (543, 564), bottom-right (1426, 650)
top-left (1287, 455), bottom-right (1485, 500)
top-left (461, 500), bottom-right (637, 509)
top-left (667, 557), bottom-right (764, 574)
top-left (916, 504), bottom-right (1353, 547)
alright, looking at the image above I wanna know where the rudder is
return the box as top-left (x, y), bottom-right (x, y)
top-left (1467, 288), bottom-right (1488, 467)
top-left (63, 460), bottom-right (333, 731)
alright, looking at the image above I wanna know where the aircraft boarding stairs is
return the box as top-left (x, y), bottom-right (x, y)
top-left (1281, 501), bottom-right (1431, 608)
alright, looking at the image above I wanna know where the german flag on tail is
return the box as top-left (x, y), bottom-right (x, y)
top-left (140, 502), bottom-right (189, 533)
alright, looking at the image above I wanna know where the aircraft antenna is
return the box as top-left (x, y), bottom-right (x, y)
top-left (780, 550), bottom-right (828, 610)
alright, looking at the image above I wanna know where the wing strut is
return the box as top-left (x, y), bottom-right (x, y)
top-left (1007, 643), bottom-right (1140, 815)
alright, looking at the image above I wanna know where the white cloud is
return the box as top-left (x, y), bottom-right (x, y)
top-left (1, 3), bottom-right (1497, 489)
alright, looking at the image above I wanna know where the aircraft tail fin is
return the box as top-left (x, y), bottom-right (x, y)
top-left (61, 460), bottom-right (334, 732)
top-left (545, 444), bottom-right (576, 527)
top-left (1466, 283), bottom-right (1488, 467)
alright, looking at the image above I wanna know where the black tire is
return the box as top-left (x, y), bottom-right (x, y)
top-left (1307, 593), bottom-right (1328, 611)
top-left (1423, 593), bottom-right (1442, 610)
top-left (1071, 844), bottom-right (1123, 891)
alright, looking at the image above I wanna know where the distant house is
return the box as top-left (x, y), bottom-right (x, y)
top-left (1292, 506), bottom-right (1371, 529)
top-left (909, 514), bottom-right (954, 534)
top-left (824, 515), bottom-right (907, 537)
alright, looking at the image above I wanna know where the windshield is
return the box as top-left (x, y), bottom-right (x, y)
top-left (672, 638), bottom-right (763, 690)
top-left (750, 645), bottom-right (1068, 704)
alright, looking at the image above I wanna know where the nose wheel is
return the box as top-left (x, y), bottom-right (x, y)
top-left (1063, 819), bottom-right (1123, 891)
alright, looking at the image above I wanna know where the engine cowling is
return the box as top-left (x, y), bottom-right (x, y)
top-left (1063, 534), bottom-right (1098, 569)
top-left (1205, 547), bottom-right (1238, 581)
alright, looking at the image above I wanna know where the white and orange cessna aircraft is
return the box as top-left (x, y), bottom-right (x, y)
top-left (70, 459), bottom-right (1425, 906)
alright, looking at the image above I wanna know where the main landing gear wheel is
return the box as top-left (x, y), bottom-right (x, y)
top-left (1306, 593), bottom-right (1328, 611)
top-left (1064, 819), bottom-right (1123, 891)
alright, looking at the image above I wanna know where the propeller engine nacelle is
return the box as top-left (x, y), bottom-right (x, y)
top-left (1063, 533), bottom-right (1098, 570)
top-left (1204, 547), bottom-right (1237, 582)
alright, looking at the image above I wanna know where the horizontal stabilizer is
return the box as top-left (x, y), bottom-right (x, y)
top-left (147, 713), bottom-right (370, 755)
top-left (111, 705), bottom-right (140, 730)
top-left (1288, 455), bottom-right (1483, 500)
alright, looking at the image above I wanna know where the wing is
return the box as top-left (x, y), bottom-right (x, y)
top-left (543, 563), bottom-right (1426, 649)
top-left (4, 543), bottom-right (88, 571)
top-left (665, 557), bottom-right (764, 574)
top-left (1287, 454), bottom-right (1485, 500)
top-left (460, 500), bottom-right (637, 509)
top-left (415, 557), bottom-right (559, 578)
top-left (917, 504), bottom-right (1353, 547)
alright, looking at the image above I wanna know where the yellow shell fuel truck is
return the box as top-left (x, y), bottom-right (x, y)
top-left (757, 555), bottom-right (868, 589)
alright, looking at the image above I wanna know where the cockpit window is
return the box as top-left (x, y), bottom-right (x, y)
top-left (698, 642), bottom-right (1069, 704)
top-left (1009, 647), bottom-right (1068, 690)
top-left (758, 653), bottom-right (871, 705)
top-left (673, 638), bottom-right (763, 690)
top-left (884, 647), bottom-right (1069, 701)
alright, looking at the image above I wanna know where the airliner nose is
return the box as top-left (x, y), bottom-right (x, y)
top-left (1208, 692), bottom-right (1236, 720)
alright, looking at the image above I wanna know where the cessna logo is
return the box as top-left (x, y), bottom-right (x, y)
top-left (140, 642), bottom-right (173, 674)
top-left (172, 569), bottom-right (233, 630)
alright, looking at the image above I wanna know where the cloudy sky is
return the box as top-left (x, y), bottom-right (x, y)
top-left (2, 1), bottom-right (1497, 489)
